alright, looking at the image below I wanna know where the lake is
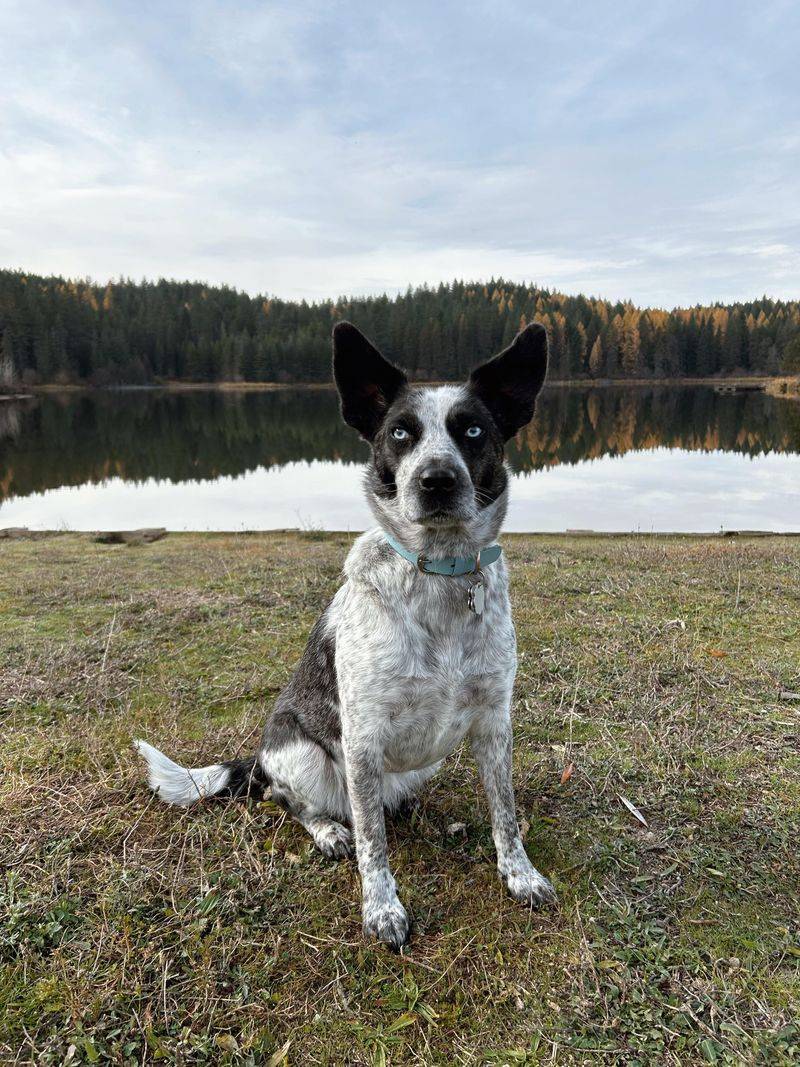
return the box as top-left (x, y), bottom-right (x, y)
top-left (1, 385), bottom-right (799, 532)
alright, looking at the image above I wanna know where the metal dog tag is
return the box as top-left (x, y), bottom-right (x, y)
top-left (467, 575), bottom-right (485, 615)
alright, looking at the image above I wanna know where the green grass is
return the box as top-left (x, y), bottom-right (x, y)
top-left (1, 532), bottom-right (799, 1065)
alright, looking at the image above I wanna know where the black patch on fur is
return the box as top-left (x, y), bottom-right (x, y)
top-left (260, 605), bottom-right (341, 769)
top-left (445, 395), bottom-right (508, 508)
top-left (333, 322), bottom-right (408, 441)
top-left (366, 397), bottom-right (423, 499)
top-left (216, 756), bottom-right (269, 802)
top-left (469, 322), bottom-right (548, 441)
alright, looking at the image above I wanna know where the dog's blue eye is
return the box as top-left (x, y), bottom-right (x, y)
top-left (465, 425), bottom-right (483, 439)
top-left (391, 427), bottom-right (409, 441)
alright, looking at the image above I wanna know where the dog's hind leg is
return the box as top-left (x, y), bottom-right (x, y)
top-left (261, 736), bottom-right (354, 860)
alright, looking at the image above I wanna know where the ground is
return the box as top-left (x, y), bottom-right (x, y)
top-left (1, 532), bottom-right (799, 1066)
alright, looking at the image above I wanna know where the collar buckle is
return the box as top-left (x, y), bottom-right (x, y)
top-left (416, 553), bottom-right (430, 573)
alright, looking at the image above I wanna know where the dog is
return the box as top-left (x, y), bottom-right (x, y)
top-left (135, 319), bottom-right (555, 950)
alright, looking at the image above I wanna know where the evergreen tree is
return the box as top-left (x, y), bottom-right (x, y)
top-left (588, 335), bottom-right (603, 378)
top-left (0, 269), bottom-right (796, 387)
top-left (0, 329), bottom-right (16, 391)
top-left (782, 335), bottom-right (800, 374)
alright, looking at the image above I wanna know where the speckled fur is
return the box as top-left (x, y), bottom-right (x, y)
top-left (135, 321), bottom-right (554, 950)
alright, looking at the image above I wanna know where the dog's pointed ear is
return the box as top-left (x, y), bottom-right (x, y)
top-left (332, 322), bottom-right (408, 440)
top-left (468, 322), bottom-right (548, 441)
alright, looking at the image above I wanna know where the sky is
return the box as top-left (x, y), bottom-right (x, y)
top-left (1, 0), bottom-right (799, 308)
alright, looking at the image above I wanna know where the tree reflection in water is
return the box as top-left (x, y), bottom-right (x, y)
top-left (1, 385), bottom-right (798, 504)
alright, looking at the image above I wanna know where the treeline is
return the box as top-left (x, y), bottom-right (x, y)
top-left (1, 269), bottom-right (799, 387)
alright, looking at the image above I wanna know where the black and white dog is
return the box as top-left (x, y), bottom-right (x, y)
top-left (135, 320), bottom-right (555, 949)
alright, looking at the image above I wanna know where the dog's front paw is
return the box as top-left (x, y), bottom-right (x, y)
top-left (362, 896), bottom-right (411, 951)
top-left (502, 853), bottom-right (557, 907)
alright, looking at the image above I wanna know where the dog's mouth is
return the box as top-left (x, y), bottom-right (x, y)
top-left (411, 505), bottom-right (470, 528)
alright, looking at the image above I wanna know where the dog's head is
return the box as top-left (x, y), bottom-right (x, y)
top-left (333, 321), bottom-right (547, 546)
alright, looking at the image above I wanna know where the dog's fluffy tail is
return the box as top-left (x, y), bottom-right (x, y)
top-left (133, 739), bottom-right (268, 807)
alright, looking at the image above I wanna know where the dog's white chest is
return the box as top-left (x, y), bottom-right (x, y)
top-left (380, 667), bottom-right (512, 772)
top-left (335, 554), bottom-right (516, 774)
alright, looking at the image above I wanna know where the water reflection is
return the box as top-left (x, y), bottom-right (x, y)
top-left (1, 385), bottom-right (799, 531)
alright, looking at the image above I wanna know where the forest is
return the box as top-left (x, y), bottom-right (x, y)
top-left (1, 269), bottom-right (799, 387)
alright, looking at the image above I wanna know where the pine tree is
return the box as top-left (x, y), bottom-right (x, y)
top-left (0, 329), bottom-right (16, 391)
top-left (620, 309), bottom-right (641, 377)
top-left (782, 335), bottom-right (800, 374)
top-left (588, 335), bottom-right (603, 378)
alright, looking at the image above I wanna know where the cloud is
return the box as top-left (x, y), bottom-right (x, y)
top-left (1, 0), bottom-right (799, 306)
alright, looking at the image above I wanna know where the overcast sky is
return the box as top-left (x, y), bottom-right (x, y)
top-left (1, 1), bottom-right (798, 308)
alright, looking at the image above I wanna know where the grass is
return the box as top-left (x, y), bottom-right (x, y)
top-left (1, 532), bottom-right (799, 1065)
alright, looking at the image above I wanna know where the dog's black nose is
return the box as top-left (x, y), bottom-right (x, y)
top-left (419, 465), bottom-right (457, 492)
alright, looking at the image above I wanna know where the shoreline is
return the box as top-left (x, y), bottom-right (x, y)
top-left (3, 528), bottom-right (800, 540)
top-left (4, 373), bottom-right (798, 398)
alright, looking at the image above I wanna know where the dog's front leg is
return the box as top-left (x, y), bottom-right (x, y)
top-left (343, 733), bottom-right (410, 950)
top-left (470, 709), bottom-right (556, 906)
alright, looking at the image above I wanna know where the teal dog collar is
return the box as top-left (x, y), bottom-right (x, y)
top-left (384, 532), bottom-right (502, 576)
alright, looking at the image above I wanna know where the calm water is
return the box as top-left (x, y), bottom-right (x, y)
top-left (1, 385), bottom-right (799, 532)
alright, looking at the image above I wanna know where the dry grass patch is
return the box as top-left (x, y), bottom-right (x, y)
top-left (1, 533), bottom-right (799, 1064)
